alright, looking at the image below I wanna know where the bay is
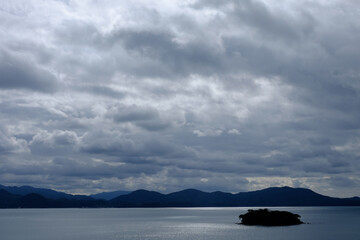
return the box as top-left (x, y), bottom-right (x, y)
top-left (0, 207), bottom-right (359, 240)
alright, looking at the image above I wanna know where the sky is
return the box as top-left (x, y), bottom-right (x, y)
top-left (0, 0), bottom-right (360, 197)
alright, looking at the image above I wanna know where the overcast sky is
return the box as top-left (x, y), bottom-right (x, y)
top-left (0, 0), bottom-right (359, 197)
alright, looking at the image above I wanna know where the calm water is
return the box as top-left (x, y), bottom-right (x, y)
top-left (0, 207), bottom-right (359, 240)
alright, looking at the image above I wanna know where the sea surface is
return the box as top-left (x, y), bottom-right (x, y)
top-left (0, 207), bottom-right (359, 240)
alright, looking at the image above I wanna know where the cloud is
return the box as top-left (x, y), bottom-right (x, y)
top-left (29, 130), bottom-right (80, 155)
top-left (228, 129), bottom-right (241, 135)
top-left (193, 129), bottom-right (223, 137)
top-left (0, 128), bottom-right (29, 155)
top-left (0, 0), bottom-right (359, 197)
top-left (0, 51), bottom-right (58, 92)
top-left (108, 104), bottom-right (172, 131)
top-left (115, 29), bottom-right (221, 78)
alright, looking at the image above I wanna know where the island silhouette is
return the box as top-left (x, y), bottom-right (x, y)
top-left (239, 209), bottom-right (303, 226)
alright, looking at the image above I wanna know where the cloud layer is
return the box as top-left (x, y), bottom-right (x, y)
top-left (1, 0), bottom-right (359, 197)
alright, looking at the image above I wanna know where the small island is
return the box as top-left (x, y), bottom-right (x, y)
top-left (239, 209), bottom-right (304, 226)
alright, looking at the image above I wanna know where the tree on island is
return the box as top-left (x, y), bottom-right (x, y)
top-left (239, 208), bottom-right (304, 226)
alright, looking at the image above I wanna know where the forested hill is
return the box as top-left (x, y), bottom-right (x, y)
top-left (1, 185), bottom-right (359, 208)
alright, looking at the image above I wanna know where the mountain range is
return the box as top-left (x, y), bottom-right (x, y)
top-left (0, 184), bottom-right (359, 208)
top-left (0, 184), bottom-right (130, 200)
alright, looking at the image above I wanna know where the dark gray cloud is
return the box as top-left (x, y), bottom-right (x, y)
top-left (0, 52), bottom-right (58, 92)
top-left (0, 0), bottom-right (359, 197)
top-left (76, 84), bottom-right (126, 99)
top-left (116, 29), bottom-right (221, 78)
top-left (108, 104), bottom-right (172, 131)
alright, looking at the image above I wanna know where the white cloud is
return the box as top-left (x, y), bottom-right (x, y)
top-left (227, 129), bottom-right (241, 135)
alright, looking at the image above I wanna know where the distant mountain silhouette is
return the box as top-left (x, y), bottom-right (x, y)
top-left (231, 187), bottom-right (360, 206)
top-left (110, 190), bottom-right (168, 207)
top-left (0, 185), bottom-right (359, 208)
top-left (0, 189), bottom-right (109, 208)
top-left (0, 189), bottom-right (19, 208)
top-left (0, 184), bottom-right (90, 200)
top-left (91, 190), bottom-right (131, 200)
top-left (110, 186), bottom-right (360, 207)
